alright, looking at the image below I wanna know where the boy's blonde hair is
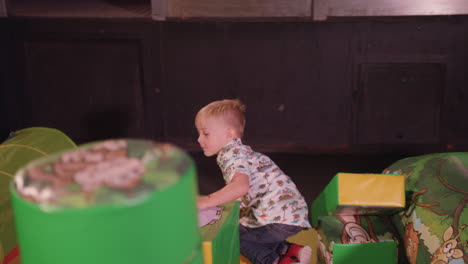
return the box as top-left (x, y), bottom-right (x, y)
top-left (195, 99), bottom-right (246, 137)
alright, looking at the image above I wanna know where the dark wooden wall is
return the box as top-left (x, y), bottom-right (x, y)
top-left (1, 16), bottom-right (468, 202)
top-left (2, 17), bottom-right (468, 153)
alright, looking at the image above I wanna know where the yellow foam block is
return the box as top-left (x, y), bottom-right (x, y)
top-left (339, 173), bottom-right (405, 207)
top-left (203, 241), bottom-right (213, 264)
top-left (311, 173), bottom-right (405, 226)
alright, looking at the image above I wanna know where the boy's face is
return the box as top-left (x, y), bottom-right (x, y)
top-left (196, 116), bottom-right (233, 157)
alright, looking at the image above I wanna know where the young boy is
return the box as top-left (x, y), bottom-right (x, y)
top-left (195, 99), bottom-right (312, 264)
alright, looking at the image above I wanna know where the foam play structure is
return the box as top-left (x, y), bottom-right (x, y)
top-left (312, 173), bottom-right (405, 264)
top-left (311, 172), bottom-right (405, 227)
top-left (0, 127), bottom-right (77, 264)
top-left (313, 153), bottom-right (468, 264)
top-left (3, 128), bottom-right (466, 264)
top-left (383, 152), bottom-right (468, 264)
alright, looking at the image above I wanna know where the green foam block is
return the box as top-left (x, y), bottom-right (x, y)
top-left (332, 241), bottom-right (397, 264)
top-left (316, 215), bottom-right (399, 264)
top-left (200, 201), bottom-right (240, 264)
top-left (311, 172), bottom-right (405, 227)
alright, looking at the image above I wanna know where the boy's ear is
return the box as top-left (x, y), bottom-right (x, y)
top-left (226, 127), bottom-right (236, 139)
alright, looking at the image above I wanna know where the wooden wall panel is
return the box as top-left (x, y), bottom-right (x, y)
top-left (167, 0), bottom-right (311, 18)
top-left (297, 23), bottom-right (353, 148)
top-left (7, 0), bottom-right (151, 18)
top-left (363, 20), bottom-right (453, 55)
top-left (350, 18), bottom-right (468, 151)
top-left (226, 23), bottom-right (354, 150)
top-left (0, 0), bottom-right (6, 17)
top-left (161, 23), bottom-right (353, 152)
top-left (23, 39), bottom-right (146, 143)
top-left (0, 22), bottom-right (8, 140)
top-left (226, 24), bottom-right (299, 147)
top-left (356, 63), bottom-right (444, 144)
top-left (160, 23), bottom-right (231, 148)
top-left (0, 21), bottom-right (24, 140)
top-left (443, 18), bottom-right (468, 147)
top-left (314, 0), bottom-right (468, 21)
top-left (2, 17), bottom-right (468, 153)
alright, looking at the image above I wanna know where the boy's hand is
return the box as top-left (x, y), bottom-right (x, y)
top-left (197, 196), bottom-right (210, 210)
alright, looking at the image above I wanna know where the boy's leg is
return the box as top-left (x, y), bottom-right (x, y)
top-left (280, 243), bottom-right (312, 264)
top-left (240, 224), bottom-right (303, 264)
top-left (240, 239), bottom-right (283, 264)
top-left (266, 225), bottom-right (311, 264)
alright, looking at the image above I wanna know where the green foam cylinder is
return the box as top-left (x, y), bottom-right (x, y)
top-left (10, 139), bottom-right (202, 264)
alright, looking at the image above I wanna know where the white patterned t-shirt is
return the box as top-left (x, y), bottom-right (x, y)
top-left (216, 138), bottom-right (312, 228)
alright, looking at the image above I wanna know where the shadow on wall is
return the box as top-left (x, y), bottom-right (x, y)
top-left (84, 107), bottom-right (133, 143)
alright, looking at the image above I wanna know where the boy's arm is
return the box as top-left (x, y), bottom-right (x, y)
top-left (197, 172), bottom-right (249, 209)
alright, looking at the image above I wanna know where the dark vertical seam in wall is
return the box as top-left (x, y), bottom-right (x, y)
top-left (136, 33), bottom-right (148, 138)
top-left (159, 22), bottom-right (168, 140)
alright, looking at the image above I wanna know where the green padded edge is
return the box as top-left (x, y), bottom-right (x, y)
top-left (311, 174), bottom-right (339, 227)
top-left (333, 241), bottom-right (397, 264)
top-left (212, 201), bottom-right (240, 264)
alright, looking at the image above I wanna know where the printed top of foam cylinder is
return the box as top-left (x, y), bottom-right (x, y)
top-left (311, 172), bottom-right (405, 226)
top-left (13, 139), bottom-right (193, 210)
